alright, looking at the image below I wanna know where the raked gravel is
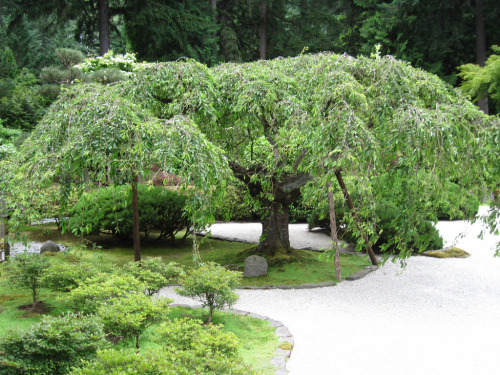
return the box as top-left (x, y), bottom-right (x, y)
top-left (158, 206), bottom-right (500, 375)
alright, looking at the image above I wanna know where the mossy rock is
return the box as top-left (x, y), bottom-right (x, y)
top-left (422, 247), bottom-right (470, 258)
top-left (278, 341), bottom-right (293, 350)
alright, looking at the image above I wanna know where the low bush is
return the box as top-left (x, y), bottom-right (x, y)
top-left (42, 261), bottom-right (99, 292)
top-left (177, 262), bottom-right (241, 324)
top-left (0, 313), bottom-right (105, 375)
top-left (156, 317), bottom-right (239, 357)
top-left (70, 347), bottom-right (254, 375)
top-left (68, 185), bottom-right (190, 242)
top-left (62, 273), bottom-right (146, 314)
top-left (123, 258), bottom-right (184, 296)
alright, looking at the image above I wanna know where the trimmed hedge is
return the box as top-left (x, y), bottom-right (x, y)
top-left (68, 185), bottom-right (190, 242)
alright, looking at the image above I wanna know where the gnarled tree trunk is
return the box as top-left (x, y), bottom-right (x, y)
top-left (258, 201), bottom-right (291, 256)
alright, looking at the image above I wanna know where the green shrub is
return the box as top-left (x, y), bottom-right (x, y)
top-left (436, 182), bottom-right (480, 220)
top-left (213, 184), bottom-right (257, 221)
top-left (62, 273), bottom-right (146, 314)
top-left (307, 200), bottom-right (443, 253)
top-left (97, 293), bottom-right (171, 349)
top-left (68, 185), bottom-right (190, 242)
top-left (70, 347), bottom-right (254, 375)
top-left (177, 263), bottom-right (241, 324)
top-left (6, 252), bottom-right (50, 305)
top-left (0, 313), bottom-right (105, 375)
top-left (123, 258), bottom-right (184, 296)
top-left (42, 261), bottom-right (107, 292)
top-left (156, 317), bottom-right (239, 357)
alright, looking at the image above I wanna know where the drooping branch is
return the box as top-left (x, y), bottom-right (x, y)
top-left (335, 170), bottom-right (378, 266)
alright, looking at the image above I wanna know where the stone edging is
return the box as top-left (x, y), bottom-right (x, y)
top-left (170, 303), bottom-right (293, 375)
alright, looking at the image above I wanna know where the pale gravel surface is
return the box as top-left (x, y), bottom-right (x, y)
top-left (159, 206), bottom-right (500, 375)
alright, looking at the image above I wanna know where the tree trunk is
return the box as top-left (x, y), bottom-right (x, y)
top-left (132, 176), bottom-right (141, 262)
top-left (259, 1), bottom-right (267, 60)
top-left (327, 181), bottom-right (342, 281)
top-left (475, 0), bottom-right (489, 114)
top-left (99, 0), bottom-right (110, 56)
top-left (258, 201), bottom-right (292, 256)
top-left (335, 170), bottom-right (378, 266)
top-left (0, 196), bottom-right (9, 259)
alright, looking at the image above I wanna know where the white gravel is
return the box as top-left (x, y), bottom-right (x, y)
top-left (159, 206), bottom-right (500, 375)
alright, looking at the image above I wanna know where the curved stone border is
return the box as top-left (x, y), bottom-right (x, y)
top-left (170, 303), bottom-right (293, 374)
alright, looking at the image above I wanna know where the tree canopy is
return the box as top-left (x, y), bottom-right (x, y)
top-left (2, 52), bottom-right (497, 262)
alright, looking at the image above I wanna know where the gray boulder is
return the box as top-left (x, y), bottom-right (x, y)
top-left (243, 255), bottom-right (268, 277)
top-left (40, 241), bottom-right (60, 254)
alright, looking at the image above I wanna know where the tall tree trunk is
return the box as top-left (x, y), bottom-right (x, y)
top-left (99, 0), bottom-right (110, 56)
top-left (259, 1), bottom-right (267, 60)
top-left (326, 181), bottom-right (342, 281)
top-left (335, 170), bottom-right (378, 266)
top-left (258, 201), bottom-right (292, 256)
top-left (0, 196), bottom-right (9, 259)
top-left (132, 176), bottom-right (141, 262)
top-left (475, 0), bottom-right (489, 114)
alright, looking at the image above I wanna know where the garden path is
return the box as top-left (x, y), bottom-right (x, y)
top-left (160, 206), bottom-right (500, 375)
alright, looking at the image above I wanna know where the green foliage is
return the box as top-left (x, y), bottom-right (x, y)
top-left (435, 182), bottom-right (480, 220)
top-left (123, 258), bottom-right (184, 296)
top-left (459, 45), bottom-right (500, 113)
top-left (0, 120), bottom-right (21, 159)
top-left (90, 68), bottom-right (127, 84)
top-left (5, 81), bottom-right (230, 240)
top-left (177, 262), bottom-right (241, 323)
top-left (42, 261), bottom-right (98, 292)
top-left (62, 273), bottom-right (146, 314)
top-left (77, 51), bottom-right (138, 73)
top-left (213, 183), bottom-right (257, 221)
top-left (156, 317), bottom-right (239, 358)
top-left (55, 48), bottom-right (84, 69)
top-left (0, 313), bottom-right (105, 375)
top-left (68, 185), bottom-right (190, 242)
top-left (0, 47), bottom-right (18, 79)
top-left (6, 252), bottom-right (50, 305)
top-left (97, 293), bottom-right (170, 349)
top-left (70, 347), bottom-right (254, 375)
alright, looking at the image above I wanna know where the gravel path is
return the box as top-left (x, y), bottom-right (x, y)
top-left (159, 207), bottom-right (500, 375)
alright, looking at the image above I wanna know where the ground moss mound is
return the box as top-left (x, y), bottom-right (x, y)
top-left (422, 247), bottom-right (470, 258)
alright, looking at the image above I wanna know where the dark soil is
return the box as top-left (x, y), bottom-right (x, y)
top-left (17, 301), bottom-right (52, 315)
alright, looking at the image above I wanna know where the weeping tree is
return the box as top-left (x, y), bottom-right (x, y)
top-left (126, 53), bottom-right (495, 265)
top-left (3, 53), bottom-right (496, 267)
top-left (2, 82), bottom-right (230, 262)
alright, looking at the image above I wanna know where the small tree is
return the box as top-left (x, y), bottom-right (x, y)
top-left (7, 252), bottom-right (50, 306)
top-left (97, 293), bottom-right (170, 349)
top-left (177, 262), bottom-right (241, 324)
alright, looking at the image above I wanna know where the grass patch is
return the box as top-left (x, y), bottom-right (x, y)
top-left (166, 307), bottom-right (277, 374)
top-left (11, 223), bottom-right (371, 285)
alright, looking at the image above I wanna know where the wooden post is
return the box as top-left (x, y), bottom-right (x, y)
top-left (335, 170), bottom-right (378, 266)
top-left (0, 196), bottom-right (9, 260)
top-left (326, 181), bottom-right (342, 281)
top-left (132, 176), bottom-right (141, 262)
